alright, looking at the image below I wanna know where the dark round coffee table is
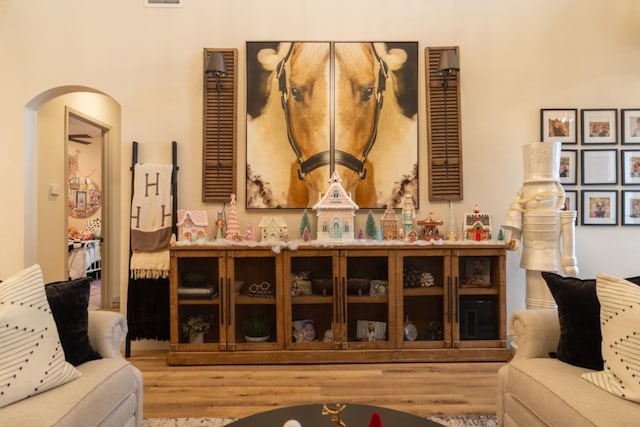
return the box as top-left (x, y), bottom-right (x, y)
top-left (227, 403), bottom-right (442, 426)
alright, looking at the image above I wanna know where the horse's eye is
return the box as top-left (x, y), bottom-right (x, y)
top-left (361, 87), bottom-right (374, 102)
top-left (291, 87), bottom-right (304, 102)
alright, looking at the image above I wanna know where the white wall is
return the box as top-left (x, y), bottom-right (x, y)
top-left (1, 0), bottom-right (639, 322)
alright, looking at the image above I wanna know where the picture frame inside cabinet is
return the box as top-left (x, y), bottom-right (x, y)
top-left (460, 257), bottom-right (491, 287)
top-left (540, 108), bottom-right (577, 144)
top-left (560, 149), bottom-right (577, 185)
top-left (621, 149), bottom-right (640, 185)
top-left (581, 149), bottom-right (618, 185)
top-left (581, 108), bottom-right (617, 145)
top-left (621, 108), bottom-right (640, 145)
top-left (581, 190), bottom-right (618, 226)
top-left (622, 190), bottom-right (640, 225)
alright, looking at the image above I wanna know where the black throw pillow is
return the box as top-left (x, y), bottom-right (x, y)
top-left (45, 278), bottom-right (102, 366)
top-left (542, 271), bottom-right (640, 370)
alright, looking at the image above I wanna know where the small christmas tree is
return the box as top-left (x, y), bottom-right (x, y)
top-left (358, 228), bottom-right (364, 240)
top-left (302, 226), bottom-right (311, 242)
top-left (225, 194), bottom-right (240, 240)
top-left (365, 210), bottom-right (377, 239)
top-left (299, 209), bottom-right (311, 238)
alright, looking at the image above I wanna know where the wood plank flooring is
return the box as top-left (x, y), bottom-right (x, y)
top-left (128, 350), bottom-right (507, 420)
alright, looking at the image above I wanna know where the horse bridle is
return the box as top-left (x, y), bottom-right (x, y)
top-left (277, 42), bottom-right (389, 181)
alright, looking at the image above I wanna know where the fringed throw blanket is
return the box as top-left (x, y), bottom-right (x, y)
top-left (130, 163), bottom-right (173, 279)
top-left (130, 250), bottom-right (170, 280)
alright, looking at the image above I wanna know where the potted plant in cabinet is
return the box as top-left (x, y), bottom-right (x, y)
top-left (243, 317), bottom-right (272, 342)
top-left (181, 315), bottom-right (211, 344)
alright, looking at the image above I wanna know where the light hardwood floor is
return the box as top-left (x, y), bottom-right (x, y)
top-left (128, 350), bottom-right (507, 420)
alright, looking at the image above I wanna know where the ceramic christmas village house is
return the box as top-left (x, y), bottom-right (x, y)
top-left (176, 209), bottom-right (209, 242)
top-left (312, 171), bottom-right (359, 241)
top-left (380, 205), bottom-right (399, 240)
top-left (258, 216), bottom-right (288, 242)
top-left (464, 205), bottom-right (492, 241)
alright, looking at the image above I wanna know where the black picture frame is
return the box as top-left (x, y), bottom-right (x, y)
top-left (581, 108), bottom-right (617, 145)
top-left (581, 149), bottom-right (618, 185)
top-left (621, 150), bottom-right (640, 185)
top-left (622, 190), bottom-right (640, 225)
top-left (581, 190), bottom-right (618, 226)
top-left (621, 108), bottom-right (640, 145)
top-left (559, 149), bottom-right (577, 185)
top-left (540, 108), bottom-right (577, 144)
top-left (562, 190), bottom-right (578, 214)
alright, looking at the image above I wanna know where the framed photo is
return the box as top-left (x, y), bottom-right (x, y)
top-left (540, 108), bottom-right (577, 144)
top-left (562, 190), bottom-right (577, 212)
top-left (581, 149), bottom-right (618, 185)
top-left (622, 109), bottom-right (640, 144)
top-left (559, 149), bottom-right (577, 185)
top-left (581, 190), bottom-right (618, 226)
top-left (622, 190), bottom-right (640, 225)
top-left (581, 109), bottom-right (617, 144)
top-left (460, 257), bottom-right (491, 287)
top-left (75, 191), bottom-right (87, 211)
top-left (621, 150), bottom-right (640, 185)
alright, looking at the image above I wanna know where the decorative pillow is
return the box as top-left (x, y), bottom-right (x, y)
top-left (542, 271), bottom-right (640, 370)
top-left (0, 265), bottom-right (81, 408)
top-left (45, 278), bottom-right (101, 366)
top-left (582, 274), bottom-right (640, 402)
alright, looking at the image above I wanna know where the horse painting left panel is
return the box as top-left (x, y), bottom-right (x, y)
top-left (246, 41), bottom-right (331, 208)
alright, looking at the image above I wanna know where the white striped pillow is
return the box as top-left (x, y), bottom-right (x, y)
top-left (582, 273), bottom-right (640, 402)
top-left (0, 264), bottom-right (81, 408)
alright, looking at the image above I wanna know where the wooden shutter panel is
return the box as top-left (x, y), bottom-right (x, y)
top-left (425, 46), bottom-right (463, 201)
top-left (203, 48), bottom-right (238, 203)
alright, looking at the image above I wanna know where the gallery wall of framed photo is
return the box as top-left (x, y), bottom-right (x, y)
top-left (541, 108), bottom-right (640, 226)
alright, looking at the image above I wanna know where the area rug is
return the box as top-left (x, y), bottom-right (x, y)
top-left (143, 415), bottom-right (497, 426)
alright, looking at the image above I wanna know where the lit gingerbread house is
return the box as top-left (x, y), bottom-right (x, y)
top-left (312, 171), bottom-right (359, 241)
top-left (258, 216), bottom-right (288, 242)
top-left (176, 209), bottom-right (209, 242)
top-left (380, 205), bottom-right (399, 240)
top-left (464, 205), bottom-right (492, 241)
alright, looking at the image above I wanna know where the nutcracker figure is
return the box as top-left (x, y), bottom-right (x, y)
top-left (503, 141), bottom-right (578, 309)
top-left (401, 194), bottom-right (416, 240)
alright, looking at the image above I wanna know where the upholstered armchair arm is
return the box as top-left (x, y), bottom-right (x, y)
top-left (510, 309), bottom-right (560, 360)
top-left (87, 310), bottom-right (128, 359)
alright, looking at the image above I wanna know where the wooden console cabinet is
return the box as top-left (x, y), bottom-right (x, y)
top-left (168, 243), bottom-right (509, 365)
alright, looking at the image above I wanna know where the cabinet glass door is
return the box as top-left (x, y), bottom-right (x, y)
top-left (341, 249), bottom-right (393, 350)
top-left (171, 250), bottom-right (225, 350)
top-left (452, 248), bottom-right (505, 349)
top-left (228, 249), bottom-right (282, 351)
top-left (284, 249), bottom-right (340, 350)
top-left (396, 249), bottom-right (450, 349)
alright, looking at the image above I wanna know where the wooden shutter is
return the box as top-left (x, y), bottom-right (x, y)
top-left (425, 46), bottom-right (463, 201)
top-left (203, 48), bottom-right (237, 203)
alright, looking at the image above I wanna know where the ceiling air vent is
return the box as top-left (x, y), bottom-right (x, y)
top-left (145, 0), bottom-right (182, 7)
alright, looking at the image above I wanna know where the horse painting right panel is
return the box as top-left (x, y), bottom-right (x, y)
top-left (246, 41), bottom-right (418, 210)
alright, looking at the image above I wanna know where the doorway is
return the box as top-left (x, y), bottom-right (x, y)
top-left (26, 87), bottom-right (123, 312)
top-left (67, 112), bottom-right (107, 309)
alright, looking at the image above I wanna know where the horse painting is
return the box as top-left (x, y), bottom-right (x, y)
top-left (246, 41), bottom-right (417, 209)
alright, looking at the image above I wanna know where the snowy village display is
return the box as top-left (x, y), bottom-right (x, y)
top-left (176, 209), bottom-right (209, 242)
top-left (464, 205), bottom-right (492, 241)
top-left (312, 171), bottom-right (359, 241)
top-left (417, 212), bottom-right (444, 240)
top-left (258, 216), bottom-right (289, 242)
